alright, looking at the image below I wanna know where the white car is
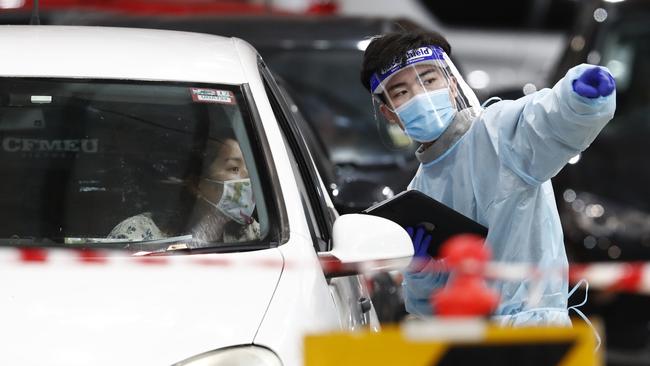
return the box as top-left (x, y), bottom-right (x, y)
top-left (0, 26), bottom-right (413, 366)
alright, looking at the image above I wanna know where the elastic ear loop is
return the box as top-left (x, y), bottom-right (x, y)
top-left (481, 96), bottom-right (502, 108)
top-left (568, 279), bottom-right (602, 352)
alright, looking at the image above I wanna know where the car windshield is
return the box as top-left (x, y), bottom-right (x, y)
top-left (261, 48), bottom-right (418, 166)
top-left (0, 78), bottom-right (272, 253)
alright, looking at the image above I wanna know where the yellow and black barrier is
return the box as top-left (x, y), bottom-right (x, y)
top-left (304, 320), bottom-right (601, 366)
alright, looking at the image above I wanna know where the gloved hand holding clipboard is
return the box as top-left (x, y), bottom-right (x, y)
top-left (363, 190), bottom-right (488, 257)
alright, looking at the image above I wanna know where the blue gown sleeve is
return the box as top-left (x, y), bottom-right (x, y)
top-left (481, 63), bottom-right (616, 186)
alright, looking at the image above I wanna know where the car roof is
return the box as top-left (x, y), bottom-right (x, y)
top-left (9, 0), bottom-right (283, 16)
top-left (0, 25), bottom-right (254, 84)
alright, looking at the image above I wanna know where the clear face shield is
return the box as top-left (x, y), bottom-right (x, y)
top-left (370, 46), bottom-right (481, 143)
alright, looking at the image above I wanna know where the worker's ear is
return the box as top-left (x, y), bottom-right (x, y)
top-left (379, 103), bottom-right (403, 129)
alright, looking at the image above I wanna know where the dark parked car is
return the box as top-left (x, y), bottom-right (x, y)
top-left (548, 0), bottom-right (650, 364)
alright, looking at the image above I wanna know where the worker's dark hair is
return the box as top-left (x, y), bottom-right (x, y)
top-left (360, 30), bottom-right (451, 97)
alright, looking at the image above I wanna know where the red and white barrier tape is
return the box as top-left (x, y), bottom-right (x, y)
top-left (2, 247), bottom-right (650, 294)
top-left (568, 262), bottom-right (650, 294)
top-left (0, 247), bottom-right (285, 269)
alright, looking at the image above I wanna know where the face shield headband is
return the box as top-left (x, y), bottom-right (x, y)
top-left (369, 45), bottom-right (446, 95)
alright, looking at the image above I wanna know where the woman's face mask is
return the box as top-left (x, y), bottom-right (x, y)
top-left (201, 178), bottom-right (255, 225)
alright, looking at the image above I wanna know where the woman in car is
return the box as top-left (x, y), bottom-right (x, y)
top-left (107, 131), bottom-right (259, 244)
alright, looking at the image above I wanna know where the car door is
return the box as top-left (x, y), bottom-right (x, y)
top-left (259, 59), bottom-right (379, 330)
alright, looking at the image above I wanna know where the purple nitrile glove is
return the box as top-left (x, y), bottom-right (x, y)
top-left (572, 66), bottom-right (616, 98)
top-left (405, 226), bottom-right (432, 272)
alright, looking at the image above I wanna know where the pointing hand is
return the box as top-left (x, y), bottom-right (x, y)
top-left (572, 66), bottom-right (616, 98)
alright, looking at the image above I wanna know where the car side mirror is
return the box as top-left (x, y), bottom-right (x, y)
top-left (318, 214), bottom-right (413, 278)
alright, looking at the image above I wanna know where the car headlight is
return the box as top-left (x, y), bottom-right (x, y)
top-left (172, 345), bottom-right (282, 366)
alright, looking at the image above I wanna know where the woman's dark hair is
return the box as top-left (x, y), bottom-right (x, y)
top-left (201, 126), bottom-right (237, 173)
top-left (184, 123), bottom-right (237, 191)
top-left (360, 30), bottom-right (451, 95)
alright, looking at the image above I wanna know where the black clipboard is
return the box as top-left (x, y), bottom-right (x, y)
top-left (363, 190), bottom-right (488, 257)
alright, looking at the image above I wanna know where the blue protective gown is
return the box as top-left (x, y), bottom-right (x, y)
top-left (403, 64), bottom-right (616, 325)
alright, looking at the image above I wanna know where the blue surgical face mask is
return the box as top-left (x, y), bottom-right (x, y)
top-left (394, 89), bottom-right (457, 143)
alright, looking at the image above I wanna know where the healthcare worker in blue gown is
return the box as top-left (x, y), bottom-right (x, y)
top-left (360, 31), bottom-right (616, 326)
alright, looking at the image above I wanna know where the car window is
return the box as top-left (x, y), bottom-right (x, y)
top-left (278, 127), bottom-right (329, 252)
top-left (261, 48), bottom-right (417, 167)
top-left (0, 78), bottom-right (276, 252)
top-left (260, 62), bottom-right (334, 251)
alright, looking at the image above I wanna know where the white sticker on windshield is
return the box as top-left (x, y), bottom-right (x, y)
top-left (190, 88), bottom-right (235, 105)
